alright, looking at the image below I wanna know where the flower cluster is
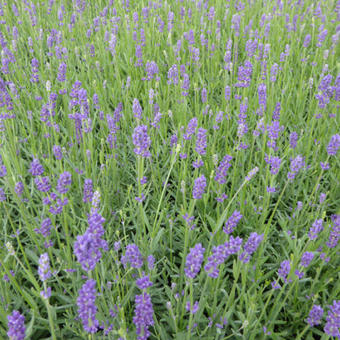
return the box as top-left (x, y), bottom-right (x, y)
top-left (185, 243), bottom-right (205, 279)
top-left (77, 279), bottom-right (99, 334)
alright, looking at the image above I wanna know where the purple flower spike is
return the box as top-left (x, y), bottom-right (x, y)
top-left (223, 210), bottom-right (242, 234)
top-left (306, 305), bottom-right (323, 327)
top-left (192, 175), bottom-right (206, 199)
top-left (133, 292), bottom-right (154, 340)
top-left (29, 158), bottom-right (44, 176)
top-left (77, 279), bottom-right (99, 334)
top-left (327, 134), bottom-right (340, 156)
top-left (121, 244), bottom-right (143, 269)
top-left (278, 260), bottom-right (291, 281)
top-left (239, 232), bottom-right (263, 263)
top-left (300, 252), bottom-right (314, 267)
top-left (132, 125), bottom-right (151, 158)
top-left (38, 252), bottom-right (51, 282)
top-left (308, 219), bottom-right (323, 240)
top-left (324, 300), bottom-right (340, 337)
top-left (195, 128), bottom-right (207, 155)
top-left (185, 243), bottom-right (205, 279)
top-left (136, 275), bottom-right (153, 290)
top-left (7, 310), bottom-right (25, 340)
top-left (57, 171), bottom-right (72, 194)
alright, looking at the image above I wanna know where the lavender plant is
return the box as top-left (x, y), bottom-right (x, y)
top-left (0, 1), bottom-right (339, 339)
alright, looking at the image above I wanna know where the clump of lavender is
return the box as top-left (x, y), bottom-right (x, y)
top-left (306, 305), bottom-right (323, 327)
top-left (192, 175), bottom-right (206, 199)
top-left (121, 244), bottom-right (143, 269)
top-left (184, 243), bottom-right (205, 279)
top-left (132, 125), bottom-right (151, 158)
top-left (7, 310), bottom-right (25, 340)
top-left (133, 292), bottom-right (154, 340)
top-left (324, 300), bottom-right (340, 337)
top-left (223, 210), bottom-right (242, 234)
top-left (77, 279), bottom-right (99, 333)
top-left (239, 233), bottom-right (263, 263)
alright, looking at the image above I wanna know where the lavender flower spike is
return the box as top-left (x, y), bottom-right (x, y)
top-left (77, 279), bottom-right (99, 333)
top-left (185, 243), bottom-right (205, 279)
top-left (306, 305), bottom-right (323, 327)
top-left (7, 310), bottom-right (25, 340)
top-left (132, 125), bottom-right (151, 158)
top-left (192, 175), bottom-right (206, 199)
top-left (324, 300), bottom-right (340, 337)
top-left (133, 292), bottom-right (154, 340)
top-left (38, 252), bottom-right (51, 282)
top-left (239, 232), bottom-right (263, 263)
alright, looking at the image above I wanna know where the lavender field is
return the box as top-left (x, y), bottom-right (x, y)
top-left (0, 0), bottom-right (339, 339)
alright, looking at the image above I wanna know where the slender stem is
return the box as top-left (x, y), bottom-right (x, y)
top-left (44, 282), bottom-right (57, 340)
